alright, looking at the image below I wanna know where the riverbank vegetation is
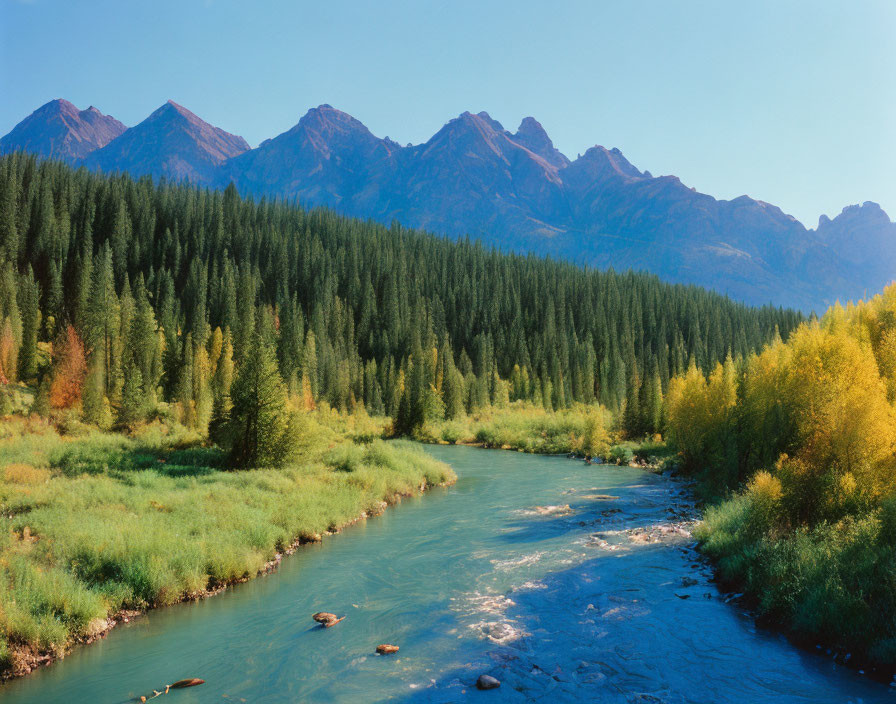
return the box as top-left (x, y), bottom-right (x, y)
top-left (0, 153), bottom-right (803, 677)
top-left (667, 286), bottom-right (896, 668)
top-left (416, 402), bottom-right (672, 468)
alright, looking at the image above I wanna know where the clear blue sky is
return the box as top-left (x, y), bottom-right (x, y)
top-left (2, 0), bottom-right (894, 226)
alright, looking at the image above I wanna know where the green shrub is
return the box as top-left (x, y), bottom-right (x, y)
top-left (607, 443), bottom-right (634, 465)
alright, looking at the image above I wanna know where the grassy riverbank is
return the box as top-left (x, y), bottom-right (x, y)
top-left (417, 402), bottom-right (673, 467)
top-left (0, 411), bottom-right (454, 678)
top-left (696, 484), bottom-right (896, 669)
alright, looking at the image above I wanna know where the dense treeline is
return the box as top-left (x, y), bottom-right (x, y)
top-left (667, 288), bottom-right (896, 666)
top-left (0, 153), bottom-right (802, 442)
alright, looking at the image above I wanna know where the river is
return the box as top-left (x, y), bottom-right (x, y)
top-left (2, 445), bottom-right (890, 703)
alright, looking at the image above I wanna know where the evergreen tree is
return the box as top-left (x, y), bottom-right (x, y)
top-left (127, 277), bottom-right (161, 405)
top-left (31, 374), bottom-right (51, 418)
top-left (117, 363), bottom-right (147, 427)
top-left (82, 355), bottom-right (111, 428)
top-left (86, 244), bottom-right (119, 395)
top-left (0, 163), bottom-right (18, 264)
top-left (228, 332), bottom-right (289, 468)
top-left (17, 267), bottom-right (40, 381)
top-left (0, 317), bottom-right (18, 384)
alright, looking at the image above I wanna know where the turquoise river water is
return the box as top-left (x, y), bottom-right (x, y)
top-left (1, 445), bottom-right (891, 703)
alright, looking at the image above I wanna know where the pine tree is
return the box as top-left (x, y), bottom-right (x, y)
top-left (228, 332), bottom-right (289, 468)
top-left (443, 364), bottom-right (466, 419)
top-left (82, 355), bottom-right (112, 429)
top-left (395, 352), bottom-right (427, 435)
top-left (117, 363), bottom-right (147, 427)
top-left (193, 342), bottom-right (213, 432)
top-left (208, 328), bottom-right (234, 444)
top-left (178, 335), bottom-right (196, 428)
top-left (86, 244), bottom-right (119, 395)
top-left (0, 163), bottom-right (18, 264)
top-left (31, 374), bottom-right (51, 418)
top-left (642, 366), bottom-right (664, 436)
top-left (127, 277), bottom-right (160, 405)
top-left (17, 267), bottom-right (40, 381)
top-left (301, 329), bottom-right (318, 398)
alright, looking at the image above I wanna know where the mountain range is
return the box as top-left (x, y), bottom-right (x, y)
top-left (2, 98), bottom-right (893, 312)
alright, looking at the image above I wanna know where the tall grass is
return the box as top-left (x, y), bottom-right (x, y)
top-left (0, 414), bottom-right (453, 674)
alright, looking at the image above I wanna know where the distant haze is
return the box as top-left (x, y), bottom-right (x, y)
top-left (1, 0), bottom-right (894, 226)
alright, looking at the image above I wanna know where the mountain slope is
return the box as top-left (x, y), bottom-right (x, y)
top-left (0, 99), bottom-right (125, 162)
top-left (84, 101), bottom-right (249, 183)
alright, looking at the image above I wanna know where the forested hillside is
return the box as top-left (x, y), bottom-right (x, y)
top-left (0, 153), bottom-right (802, 436)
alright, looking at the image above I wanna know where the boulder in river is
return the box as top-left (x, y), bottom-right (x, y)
top-left (312, 612), bottom-right (345, 627)
top-left (376, 644), bottom-right (400, 654)
top-left (170, 678), bottom-right (205, 688)
top-left (476, 674), bottom-right (501, 690)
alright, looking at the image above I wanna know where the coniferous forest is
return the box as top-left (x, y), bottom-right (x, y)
top-left (0, 153), bottom-right (802, 438)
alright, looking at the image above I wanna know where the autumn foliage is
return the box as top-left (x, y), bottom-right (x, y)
top-left (672, 283), bottom-right (896, 664)
top-left (0, 317), bottom-right (17, 385)
top-left (49, 325), bottom-right (87, 409)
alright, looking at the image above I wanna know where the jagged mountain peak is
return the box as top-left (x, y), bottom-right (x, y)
top-left (37, 98), bottom-right (78, 115)
top-left (83, 101), bottom-right (248, 182)
top-left (420, 111), bottom-right (511, 161)
top-left (449, 110), bottom-right (503, 131)
top-left (474, 111), bottom-right (506, 132)
top-left (147, 100), bottom-right (229, 133)
top-left (513, 116), bottom-right (569, 169)
top-left (0, 99), bottom-right (126, 162)
top-left (570, 145), bottom-right (644, 181)
top-left (842, 201), bottom-right (888, 219)
top-left (818, 201), bottom-right (891, 230)
top-left (295, 104), bottom-right (376, 135)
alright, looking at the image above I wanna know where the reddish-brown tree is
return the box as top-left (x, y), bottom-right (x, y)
top-left (49, 325), bottom-right (87, 409)
top-left (0, 317), bottom-right (16, 385)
